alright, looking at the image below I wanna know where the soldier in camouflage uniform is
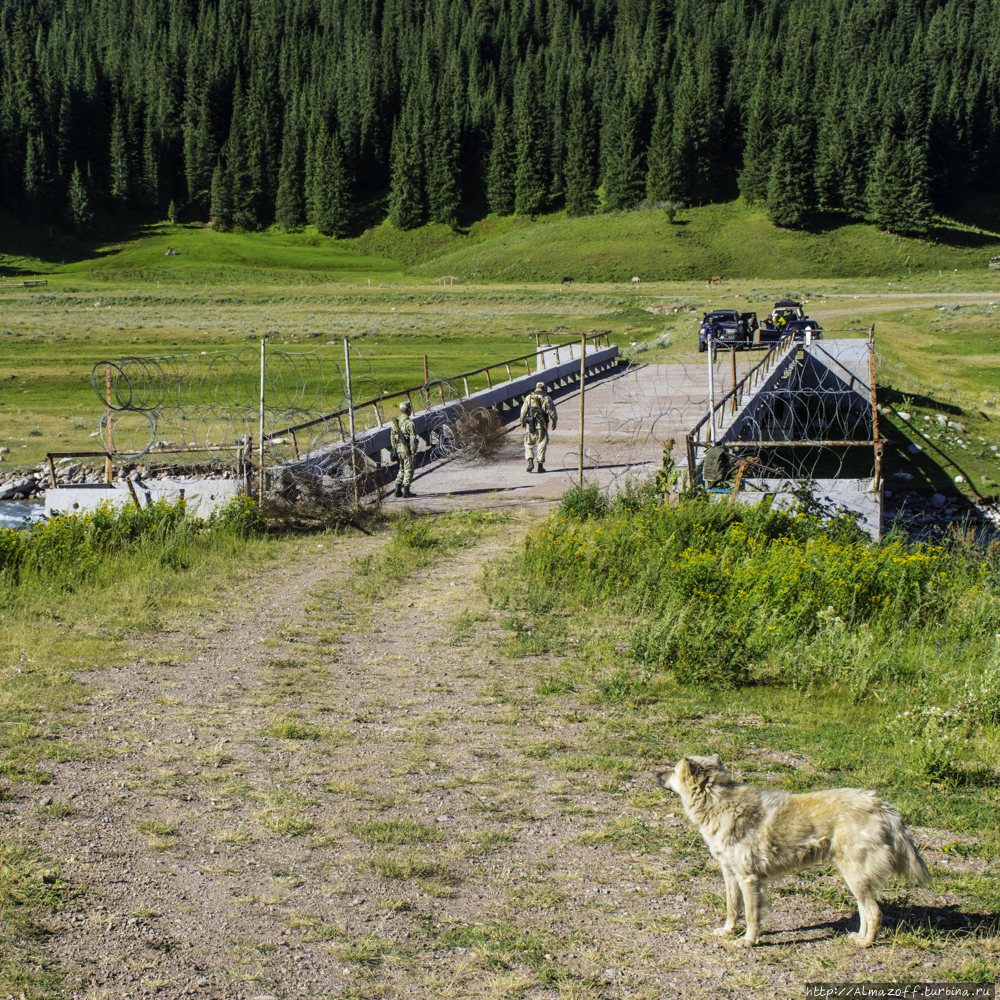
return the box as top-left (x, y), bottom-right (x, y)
top-left (390, 401), bottom-right (419, 497)
top-left (520, 381), bottom-right (558, 473)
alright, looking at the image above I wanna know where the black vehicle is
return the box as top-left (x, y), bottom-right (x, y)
top-left (758, 299), bottom-right (822, 343)
top-left (697, 310), bottom-right (759, 352)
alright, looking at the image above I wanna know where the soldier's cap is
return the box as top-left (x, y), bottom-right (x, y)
top-left (535, 381), bottom-right (546, 390)
top-left (399, 401), bottom-right (412, 412)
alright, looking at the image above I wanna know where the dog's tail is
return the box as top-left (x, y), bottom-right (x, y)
top-left (885, 804), bottom-right (931, 885)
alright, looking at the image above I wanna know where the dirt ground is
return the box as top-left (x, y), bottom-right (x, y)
top-left (8, 511), bottom-right (997, 999)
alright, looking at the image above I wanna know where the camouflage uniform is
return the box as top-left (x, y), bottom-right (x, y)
top-left (390, 412), bottom-right (418, 494)
top-left (520, 387), bottom-right (557, 471)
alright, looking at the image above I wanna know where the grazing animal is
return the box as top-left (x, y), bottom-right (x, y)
top-left (709, 274), bottom-right (722, 285)
top-left (658, 754), bottom-right (930, 947)
top-left (561, 276), bottom-right (574, 284)
top-left (631, 276), bottom-right (641, 284)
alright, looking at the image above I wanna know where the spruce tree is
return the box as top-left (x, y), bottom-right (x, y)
top-left (738, 70), bottom-right (772, 205)
top-left (644, 86), bottom-right (672, 204)
top-left (388, 114), bottom-right (424, 230)
top-left (312, 130), bottom-right (352, 237)
top-left (514, 62), bottom-right (547, 216)
top-left (275, 104), bottom-right (306, 230)
top-left (426, 100), bottom-right (462, 227)
top-left (766, 126), bottom-right (812, 229)
top-left (603, 90), bottom-right (645, 212)
top-left (487, 102), bottom-right (516, 215)
top-left (109, 100), bottom-right (130, 204)
top-left (210, 157), bottom-right (234, 231)
top-left (167, 199), bottom-right (178, 224)
top-left (66, 163), bottom-right (92, 235)
top-left (565, 90), bottom-right (598, 216)
top-left (867, 127), bottom-right (932, 236)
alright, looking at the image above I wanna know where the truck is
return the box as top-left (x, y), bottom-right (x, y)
top-left (698, 309), bottom-right (759, 352)
top-left (758, 300), bottom-right (822, 343)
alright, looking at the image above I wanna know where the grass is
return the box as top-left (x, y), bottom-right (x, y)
top-left (486, 490), bottom-right (1000, 848)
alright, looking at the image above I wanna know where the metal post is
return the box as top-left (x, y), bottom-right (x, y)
top-left (105, 363), bottom-right (113, 483)
top-left (258, 338), bottom-right (266, 506)
top-left (707, 334), bottom-right (717, 444)
top-left (730, 346), bottom-right (737, 416)
top-left (344, 338), bottom-right (356, 443)
top-left (579, 335), bottom-right (585, 486)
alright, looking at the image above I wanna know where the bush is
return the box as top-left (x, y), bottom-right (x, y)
top-left (513, 495), bottom-right (998, 688)
top-left (558, 482), bottom-right (608, 520)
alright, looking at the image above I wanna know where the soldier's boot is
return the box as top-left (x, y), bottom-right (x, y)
top-left (394, 484), bottom-right (403, 498)
top-left (526, 458), bottom-right (534, 472)
top-left (536, 464), bottom-right (545, 473)
top-left (403, 486), bottom-right (414, 498)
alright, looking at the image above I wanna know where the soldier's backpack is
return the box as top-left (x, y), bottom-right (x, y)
top-left (525, 393), bottom-right (549, 433)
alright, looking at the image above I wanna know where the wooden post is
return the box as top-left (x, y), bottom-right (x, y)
top-left (485, 369), bottom-right (492, 389)
top-left (505, 363), bottom-right (512, 382)
top-left (290, 429), bottom-right (299, 460)
top-left (462, 376), bottom-right (469, 399)
top-left (105, 363), bottom-right (113, 483)
top-left (47, 455), bottom-right (57, 488)
top-left (535, 332), bottom-right (540, 351)
top-left (579, 335), bottom-right (585, 486)
top-left (258, 339), bottom-right (266, 506)
top-left (423, 354), bottom-right (430, 412)
top-left (438, 383), bottom-right (446, 406)
top-left (524, 358), bottom-right (531, 377)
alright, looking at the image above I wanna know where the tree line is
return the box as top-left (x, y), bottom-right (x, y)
top-left (1, 0), bottom-right (998, 240)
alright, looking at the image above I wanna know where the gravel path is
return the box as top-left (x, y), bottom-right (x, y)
top-left (12, 515), bottom-right (995, 998)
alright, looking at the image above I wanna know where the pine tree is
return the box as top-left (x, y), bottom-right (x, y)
top-left (867, 126), bottom-right (932, 236)
top-left (644, 86), bottom-right (672, 204)
top-left (388, 113), bottom-right (424, 230)
top-left (23, 132), bottom-right (51, 209)
top-left (66, 162), bottom-right (92, 235)
top-left (602, 89), bottom-right (645, 211)
top-left (109, 100), bottom-right (130, 204)
top-left (514, 61), bottom-right (547, 216)
top-left (738, 70), bottom-right (773, 205)
top-left (565, 89), bottom-right (598, 216)
top-left (167, 199), bottom-right (178, 224)
top-left (766, 126), bottom-right (812, 229)
top-left (275, 103), bottom-right (306, 230)
top-left (210, 157), bottom-right (234, 231)
top-left (312, 129), bottom-right (352, 237)
top-left (426, 109), bottom-right (462, 227)
top-left (487, 102), bottom-right (516, 215)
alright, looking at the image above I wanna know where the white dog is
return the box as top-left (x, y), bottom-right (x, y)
top-left (659, 754), bottom-right (930, 946)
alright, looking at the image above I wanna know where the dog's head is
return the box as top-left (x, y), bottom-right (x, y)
top-left (657, 754), bottom-right (728, 799)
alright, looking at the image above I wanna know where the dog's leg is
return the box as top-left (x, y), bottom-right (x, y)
top-left (737, 875), bottom-right (764, 946)
top-left (713, 861), bottom-right (742, 936)
top-left (841, 871), bottom-right (882, 947)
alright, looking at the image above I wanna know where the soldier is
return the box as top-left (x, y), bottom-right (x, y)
top-left (520, 381), bottom-right (557, 473)
top-left (390, 401), bottom-right (419, 497)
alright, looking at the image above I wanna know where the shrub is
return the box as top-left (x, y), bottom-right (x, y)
top-left (558, 482), bottom-right (608, 520)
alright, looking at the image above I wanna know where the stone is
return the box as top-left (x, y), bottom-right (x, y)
top-left (907, 443), bottom-right (922, 454)
top-left (936, 414), bottom-right (948, 425)
top-left (893, 471), bottom-right (913, 480)
top-left (897, 411), bottom-right (911, 420)
top-left (955, 475), bottom-right (966, 483)
top-left (948, 421), bottom-right (965, 432)
top-left (931, 494), bottom-right (946, 508)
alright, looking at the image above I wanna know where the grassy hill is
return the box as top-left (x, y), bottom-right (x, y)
top-left (4, 200), bottom-right (1000, 289)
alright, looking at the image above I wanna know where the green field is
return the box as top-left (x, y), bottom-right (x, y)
top-left (4, 200), bottom-right (1000, 489)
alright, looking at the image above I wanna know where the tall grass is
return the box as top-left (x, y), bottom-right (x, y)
top-left (507, 492), bottom-right (1000, 692)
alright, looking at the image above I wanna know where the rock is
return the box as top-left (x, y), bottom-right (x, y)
top-left (936, 414), bottom-right (948, 425)
top-left (893, 471), bottom-right (913, 480)
top-left (907, 443), bottom-right (922, 454)
top-left (948, 421), bottom-right (965, 432)
top-left (983, 476), bottom-right (993, 485)
top-left (897, 411), bottom-right (911, 420)
top-left (884, 490), bottom-right (892, 498)
top-left (0, 446), bottom-right (8, 453)
top-left (931, 494), bottom-right (946, 508)
top-left (955, 475), bottom-right (966, 484)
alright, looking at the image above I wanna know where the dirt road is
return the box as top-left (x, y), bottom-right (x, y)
top-left (14, 513), bottom-right (992, 998)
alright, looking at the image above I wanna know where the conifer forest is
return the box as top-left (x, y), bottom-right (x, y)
top-left (1, 0), bottom-right (998, 240)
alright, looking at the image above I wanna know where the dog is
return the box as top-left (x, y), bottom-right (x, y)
top-left (658, 754), bottom-right (930, 947)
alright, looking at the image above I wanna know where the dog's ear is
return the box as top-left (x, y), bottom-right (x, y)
top-left (708, 753), bottom-right (722, 766)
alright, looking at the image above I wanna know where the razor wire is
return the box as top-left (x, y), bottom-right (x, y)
top-left (89, 347), bottom-right (514, 509)
top-left (577, 332), bottom-right (879, 498)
